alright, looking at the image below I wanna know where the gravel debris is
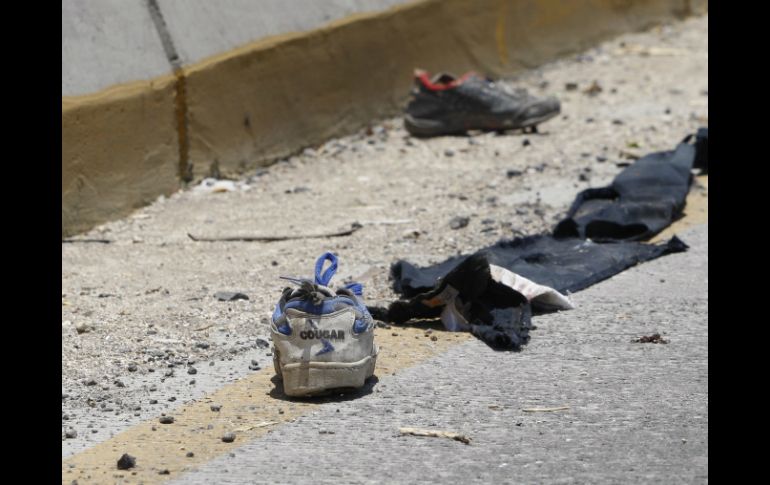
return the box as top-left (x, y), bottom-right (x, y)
top-left (117, 453), bottom-right (136, 470)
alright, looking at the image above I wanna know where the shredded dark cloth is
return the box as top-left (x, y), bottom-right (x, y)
top-left (377, 253), bottom-right (534, 350)
top-left (553, 133), bottom-right (702, 241)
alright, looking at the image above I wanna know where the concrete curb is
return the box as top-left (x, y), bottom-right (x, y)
top-left (62, 0), bottom-right (707, 236)
top-left (62, 77), bottom-right (179, 236)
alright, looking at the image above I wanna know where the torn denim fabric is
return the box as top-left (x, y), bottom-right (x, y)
top-left (373, 129), bottom-right (702, 350)
top-left (553, 132), bottom-right (704, 241)
top-left (374, 235), bottom-right (686, 350)
top-left (392, 235), bottom-right (688, 298)
top-left (373, 253), bottom-right (537, 350)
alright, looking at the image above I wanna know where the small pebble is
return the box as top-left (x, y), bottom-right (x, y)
top-left (65, 428), bottom-right (77, 439)
top-left (149, 399), bottom-right (158, 404)
top-left (186, 452), bottom-right (195, 458)
top-left (222, 432), bottom-right (236, 443)
top-left (117, 453), bottom-right (136, 470)
top-left (444, 148), bottom-right (455, 157)
top-left (127, 364), bottom-right (138, 372)
top-left (158, 469), bottom-right (170, 475)
top-left (522, 139), bottom-right (531, 147)
top-left (402, 229), bottom-right (421, 239)
top-left (214, 292), bottom-right (249, 302)
top-left (187, 367), bottom-right (197, 375)
top-left (159, 416), bottom-right (174, 424)
top-left (211, 404), bottom-right (222, 412)
top-left (449, 216), bottom-right (470, 230)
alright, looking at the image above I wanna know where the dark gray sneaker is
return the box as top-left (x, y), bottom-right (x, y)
top-left (404, 70), bottom-right (561, 137)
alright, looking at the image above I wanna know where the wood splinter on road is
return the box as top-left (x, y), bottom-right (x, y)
top-left (399, 427), bottom-right (471, 444)
top-left (522, 406), bottom-right (570, 413)
top-left (234, 421), bottom-right (279, 432)
top-left (187, 222), bottom-right (362, 242)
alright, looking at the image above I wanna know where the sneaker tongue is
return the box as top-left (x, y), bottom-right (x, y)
top-left (431, 73), bottom-right (458, 85)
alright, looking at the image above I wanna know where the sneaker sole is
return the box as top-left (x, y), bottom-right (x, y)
top-left (404, 111), bottom-right (559, 137)
top-left (278, 354), bottom-right (377, 397)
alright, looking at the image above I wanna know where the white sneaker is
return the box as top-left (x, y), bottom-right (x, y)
top-left (270, 253), bottom-right (378, 396)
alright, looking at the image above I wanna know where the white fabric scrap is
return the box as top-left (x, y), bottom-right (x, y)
top-left (438, 264), bottom-right (574, 332)
top-left (488, 264), bottom-right (574, 311)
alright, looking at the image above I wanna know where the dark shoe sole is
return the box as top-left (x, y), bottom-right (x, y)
top-left (404, 111), bottom-right (559, 137)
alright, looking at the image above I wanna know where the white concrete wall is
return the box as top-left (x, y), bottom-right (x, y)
top-left (158, 0), bottom-right (413, 65)
top-left (62, 0), bottom-right (415, 97)
top-left (62, 0), bottom-right (171, 96)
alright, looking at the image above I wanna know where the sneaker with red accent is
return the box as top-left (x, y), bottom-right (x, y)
top-left (404, 70), bottom-right (560, 137)
top-left (270, 253), bottom-right (378, 397)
